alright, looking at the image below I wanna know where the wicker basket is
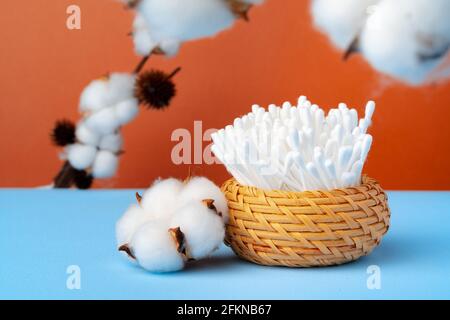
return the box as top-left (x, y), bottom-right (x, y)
top-left (221, 176), bottom-right (390, 267)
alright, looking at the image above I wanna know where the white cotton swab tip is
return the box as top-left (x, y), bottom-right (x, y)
top-left (365, 101), bottom-right (376, 121)
top-left (297, 96), bottom-right (307, 107)
top-left (212, 96), bottom-right (376, 191)
top-left (360, 134), bottom-right (373, 162)
top-left (251, 104), bottom-right (260, 114)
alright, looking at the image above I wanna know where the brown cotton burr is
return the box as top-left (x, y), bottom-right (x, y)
top-left (201, 199), bottom-right (222, 217)
top-left (135, 192), bottom-right (142, 204)
top-left (134, 68), bottom-right (180, 110)
top-left (225, 0), bottom-right (252, 21)
top-left (169, 227), bottom-right (187, 256)
top-left (125, 0), bottom-right (141, 9)
top-left (118, 244), bottom-right (136, 260)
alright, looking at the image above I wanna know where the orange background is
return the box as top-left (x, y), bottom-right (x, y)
top-left (0, 0), bottom-right (449, 190)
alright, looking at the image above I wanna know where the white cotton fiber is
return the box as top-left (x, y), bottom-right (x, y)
top-left (130, 221), bottom-right (185, 272)
top-left (75, 121), bottom-right (101, 146)
top-left (140, 178), bottom-right (184, 222)
top-left (137, 0), bottom-right (235, 52)
top-left (359, 0), bottom-right (450, 84)
top-left (114, 98), bottom-right (139, 125)
top-left (169, 201), bottom-right (225, 260)
top-left (79, 73), bottom-right (135, 112)
top-left (107, 73), bottom-right (136, 105)
top-left (178, 177), bottom-right (229, 222)
top-left (92, 150), bottom-right (119, 178)
top-left (158, 39), bottom-right (180, 57)
top-left (79, 79), bottom-right (110, 112)
top-left (116, 204), bottom-right (155, 246)
top-left (67, 143), bottom-right (97, 170)
top-left (99, 133), bottom-right (123, 153)
top-left (311, 0), bottom-right (380, 49)
top-left (85, 107), bottom-right (121, 135)
top-left (133, 13), bottom-right (157, 56)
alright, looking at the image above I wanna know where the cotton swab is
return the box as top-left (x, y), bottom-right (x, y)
top-left (211, 96), bottom-right (376, 191)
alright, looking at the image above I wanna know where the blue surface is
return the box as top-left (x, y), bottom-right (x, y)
top-left (0, 189), bottom-right (449, 300)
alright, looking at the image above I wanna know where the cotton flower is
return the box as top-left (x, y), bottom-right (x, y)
top-left (178, 176), bottom-right (229, 222)
top-left (107, 73), bottom-right (136, 105)
top-left (116, 176), bottom-right (229, 272)
top-left (132, 13), bottom-right (181, 56)
top-left (79, 73), bottom-right (136, 113)
top-left (75, 121), bottom-right (101, 146)
top-left (169, 200), bottom-right (225, 260)
top-left (140, 178), bottom-right (184, 222)
top-left (131, 0), bottom-right (266, 56)
top-left (80, 73), bottom-right (138, 134)
top-left (132, 14), bottom-right (160, 56)
top-left (84, 107), bottom-right (121, 136)
top-left (79, 79), bottom-right (110, 113)
top-left (66, 143), bottom-right (97, 170)
top-left (99, 132), bottom-right (123, 153)
top-left (92, 150), bottom-right (119, 178)
top-left (359, 0), bottom-right (450, 84)
top-left (311, 0), bottom-right (379, 50)
top-left (114, 98), bottom-right (140, 125)
top-left (127, 221), bottom-right (185, 272)
top-left (138, 0), bottom-right (234, 52)
top-left (311, 0), bottom-right (450, 84)
top-left (116, 204), bottom-right (155, 246)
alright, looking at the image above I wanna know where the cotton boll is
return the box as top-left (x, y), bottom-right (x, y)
top-left (116, 204), bottom-right (155, 246)
top-left (133, 27), bottom-right (156, 56)
top-left (79, 79), bottom-right (110, 112)
top-left (359, 0), bottom-right (450, 84)
top-left (137, 0), bottom-right (235, 47)
top-left (311, 0), bottom-right (380, 49)
top-left (130, 221), bottom-right (185, 272)
top-left (99, 133), bottom-right (123, 153)
top-left (75, 121), bottom-right (101, 146)
top-left (85, 107), bottom-right (121, 135)
top-left (140, 178), bottom-right (184, 222)
top-left (169, 200), bottom-right (225, 260)
top-left (159, 39), bottom-right (180, 57)
top-left (107, 73), bottom-right (136, 105)
top-left (178, 177), bottom-right (229, 222)
top-left (132, 13), bottom-right (157, 56)
top-left (92, 150), bottom-right (119, 178)
top-left (114, 98), bottom-right (139, 125)
top-left (67, 143), bottom-right (97, 170)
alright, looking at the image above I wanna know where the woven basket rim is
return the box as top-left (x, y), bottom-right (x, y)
top-left (223, 175), bottom-right (376, 197)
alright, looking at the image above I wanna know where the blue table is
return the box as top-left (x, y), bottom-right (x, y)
top-left (0, 189), bottom-right (449, 300)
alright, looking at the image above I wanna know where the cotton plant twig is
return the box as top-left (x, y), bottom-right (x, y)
top-left (50, 0), bottom-right (266, 189)
top-left (133, 54), bottom-right (151, 74)
top-left (53, 55), bottom-right (154, 189)
top-left (53, 161), bottom-right (76, 188)
top-left (51, 52), bottom-right (181, 189)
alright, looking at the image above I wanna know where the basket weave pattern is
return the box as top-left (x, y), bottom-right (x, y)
top-left (222, 176), bottom-right (390, 267)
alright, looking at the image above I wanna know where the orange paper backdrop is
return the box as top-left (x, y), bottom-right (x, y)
top-left (0, 0), bottom-right (449, 190)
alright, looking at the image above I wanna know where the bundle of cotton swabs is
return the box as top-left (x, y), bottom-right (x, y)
top-left (211, 96), bottom-right (375, 191)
